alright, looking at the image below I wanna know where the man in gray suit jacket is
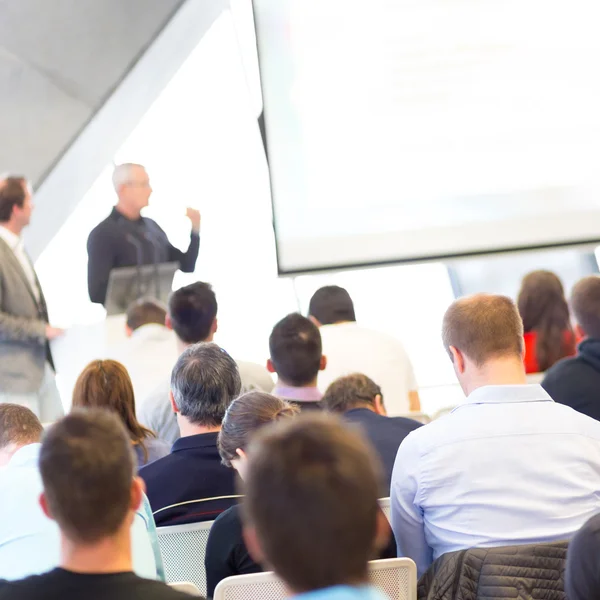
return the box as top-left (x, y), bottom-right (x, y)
top-left (0, 176), bottom-right (64, 421)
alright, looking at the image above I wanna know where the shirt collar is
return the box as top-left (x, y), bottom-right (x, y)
top-left (130, 323), bottom-right (172, 341)
top-left (462, 384), bottom-right (553, 407)
top-left (8, 443), bottom-right (41, 468)
top-left (172, 432), bottom-right (219, 452)
top-left (0, 225), bottom-right (21, 251)
top-left (273, 385), bottom-right (323, 402)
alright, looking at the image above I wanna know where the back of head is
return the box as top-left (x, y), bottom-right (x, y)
top-left (442, 293), bottom-right (524, 366)
top-left (517, 270), bottom-right (573, 370)
top-left (218, 391), bottom-right (299, 467)
top-left (0, 176), bottom-right (26, 222)
top-left (571, 276), bottom-right (600, 339)
top-left (39, 409), bottom-right (134, 544)
top-left (168, 281), bottom-right (218, 343)
top-left (72, 360), bottom-right (150, 447)
top-left (269, 313), bottom-right (322, 386)
top-left (308, 286), bottom-right (356, 325)
top-left (126, 297), bottom-right (167, 332)
top-left (0, 403), bottom-right (43, 454)
top-left (171, 342), bottom-right (241, 427)
top-left (243, 413), bottom-right (382, 593)
top-left (322, 374), bottom-right (382, 413)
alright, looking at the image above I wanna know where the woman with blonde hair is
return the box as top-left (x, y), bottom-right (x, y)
top-left (72, 359), bottom-right (170, 469)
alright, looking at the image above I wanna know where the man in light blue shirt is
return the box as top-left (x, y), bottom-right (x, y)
top-left (0, 403), bottom-right (163, 580)
top-left (391, 294), bottom-right (600, 577)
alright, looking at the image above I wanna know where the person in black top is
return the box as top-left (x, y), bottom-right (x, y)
top-left (87, 163), bottom-right (201, 305)
top-left (321, 373), bottom-right (422, 494)
top-left (205, 392), bottom-right (299, 598)
top-left (0, 409), bottom-right (198, 600)
top-left (542, 276), bottom-right (600, 422)
top-left (565, 513), bottom-right (600, 600)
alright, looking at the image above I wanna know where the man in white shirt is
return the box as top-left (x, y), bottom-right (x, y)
top-left (391, 293), bottom-right (600, 577)
top-left (0, 403), bottom-right (161, 581)
top-left (0, 177), bottom-right (63, 421)
top-left (139, 282), bottom-right (273, 444)
top-left (108, 298), bottom-right (179, 405)
top-left (308, 286), bottom-right (420, 415)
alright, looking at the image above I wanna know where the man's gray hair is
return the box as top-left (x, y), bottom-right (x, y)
top-left (112, 163), bottom-right (145, 191)
top-left (171, 342), bottom-right (242, 427)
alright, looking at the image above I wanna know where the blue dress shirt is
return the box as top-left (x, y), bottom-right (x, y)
top-left (391, 384), bottom-right (600, 577)
top-left (293, 585), bottom-right (389, 600)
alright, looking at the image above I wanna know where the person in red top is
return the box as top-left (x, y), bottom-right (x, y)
top-left (517, 270), bottom-right (576, 373)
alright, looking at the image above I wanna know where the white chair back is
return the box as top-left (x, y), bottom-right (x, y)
top-left (213, 558), bottom-right (417, 600)
top-left (379, 497), bottom-right (391, 524)
top-left (169, 581), bottom-right (203, 596)
top-left (157, 520), bottom-right (214, 597)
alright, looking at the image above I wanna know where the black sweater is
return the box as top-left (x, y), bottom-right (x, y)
top-left (87, 208), bottom-right (200, 305)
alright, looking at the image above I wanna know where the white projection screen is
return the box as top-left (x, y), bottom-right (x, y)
top-left (253, 0), bottom-right (600, 274)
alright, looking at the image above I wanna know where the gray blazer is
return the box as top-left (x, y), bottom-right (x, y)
top-left (0, 237), bottom-right (49, 393)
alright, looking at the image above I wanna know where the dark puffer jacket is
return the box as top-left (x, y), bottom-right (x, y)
top-left (417, 541), bottom-right (568, 600)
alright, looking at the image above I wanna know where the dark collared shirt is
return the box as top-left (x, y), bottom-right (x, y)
top-left (139, 432), bottom-right (237, 527)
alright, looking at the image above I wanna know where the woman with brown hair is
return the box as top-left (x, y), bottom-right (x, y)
top-left (517, 270), bottom-right (577, 373)
top-left (205, 392), bottom-right (299, 598)
top-left (72, 360), bottom-right (170, 469)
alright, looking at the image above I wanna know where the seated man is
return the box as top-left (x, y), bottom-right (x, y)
top-left (0, 404), bottom-right (161, 581)
top-left (139, 282), bottom-right (273, 444)
top-left (109, 298), bottom-right (178, 404)
top-left (268, 313), bottom-right (326, 410)
top-left (565, 513), bottom-right (600, 600)
top-left (140, 343), bottom-right (240, 526)
top-left (391, 294), bottom-right (600, 577)
top-left (0, 409), bottom-right (193, 600)
top-left (241, 413), bottom-right (390, 600)
top-left (543, 276), bottom-right (600, 422)
top-left (309, 285), bottom-right (420, 415)
top-left (322, 373), bottom-right (422, 494)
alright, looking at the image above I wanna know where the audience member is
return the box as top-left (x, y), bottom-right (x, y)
top-left (205, 392), bottom-right (299, 598)
top-left (139, 343), bottom-right (240, 526)
top-left (517, 270), bottom-right (576, 373)
top-left (268, 313), bottom-right (326, 410)
top-left (309, 286), bottom-right (420, 415)
top-left (542, 276), bottom-right (600, 422)
top-left (139, 282), bottom-right (273, 444)
top-left (0, 176), bottom-right (63, 421)
top-left (72, 360), bottom-right (170, 468)
top-left (565, 513), bottom-right (600, 600)
top-left (109, 298), bottom-right (178, 403)
top-left (391, 294), bottom-right (600, 577)
top-left (241, 414), bottom-right (390, 600)
top-left (322, 373), bottom-right (422, 494)
top-left (0, 409), bottom-right (189, 599)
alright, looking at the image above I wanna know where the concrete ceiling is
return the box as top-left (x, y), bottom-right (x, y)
top-left (0, 0), bottom-right (186, 185)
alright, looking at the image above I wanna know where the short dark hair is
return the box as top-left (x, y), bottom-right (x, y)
top-left (39, 409), bottom-right (134, 544)
top-left (171, 342), bottom-right (241, 427)
top-left (322, 374), bottom-right (382, 414)
top-left (243, 414), bottom-right (383, 593)
top-left (218, 392), bottom-right (298, 467)
top-left (571, 276), bottom-right (600, 339)
top-left (0, 177), bottom-right (27, 222)
top-left (126, 297), bottom-right (167, 332)
top-left (168, 282), bottom-right (218, 343)
top-left (442, 294), bottom-right (524, 366)
top-left (269, 313), bottom-right (322, 386)
top-left (0, 404), bottom-right (43, 450)
top-left (308, 286), bottom-right (356, 325)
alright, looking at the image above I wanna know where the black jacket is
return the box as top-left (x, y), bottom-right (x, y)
top-left (87, 207), bottom-right (200, 305)
top-left (542, 339), bottom-right (600, 423)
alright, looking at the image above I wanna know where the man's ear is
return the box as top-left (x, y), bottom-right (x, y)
top-left (39, 492), bottom-right (54, 521)
top-left (308, 315), bottom-right (321, 327)
top-left (319, 355), bottom-right (327, 372)
top-left (449, 346), bottom-right (466, 374)
top-left (373, 394), bottom-right (387, 416)
top-left (165, 314), bottom-right (173, 331)
top-left (575, 323), bottom-right (586, 341)
top-left (130, 477), bottom-right (145, 513)
top-left (169, 390), bottom-right (179, 414)
top-left (125, 326), bottom-right (133, 338)
top-left (211, 318), bottom-right (218, 336)
top-left (266, 359), bottom-right (276, 374)
top-left (243, 525), bottom-right (266, 565)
